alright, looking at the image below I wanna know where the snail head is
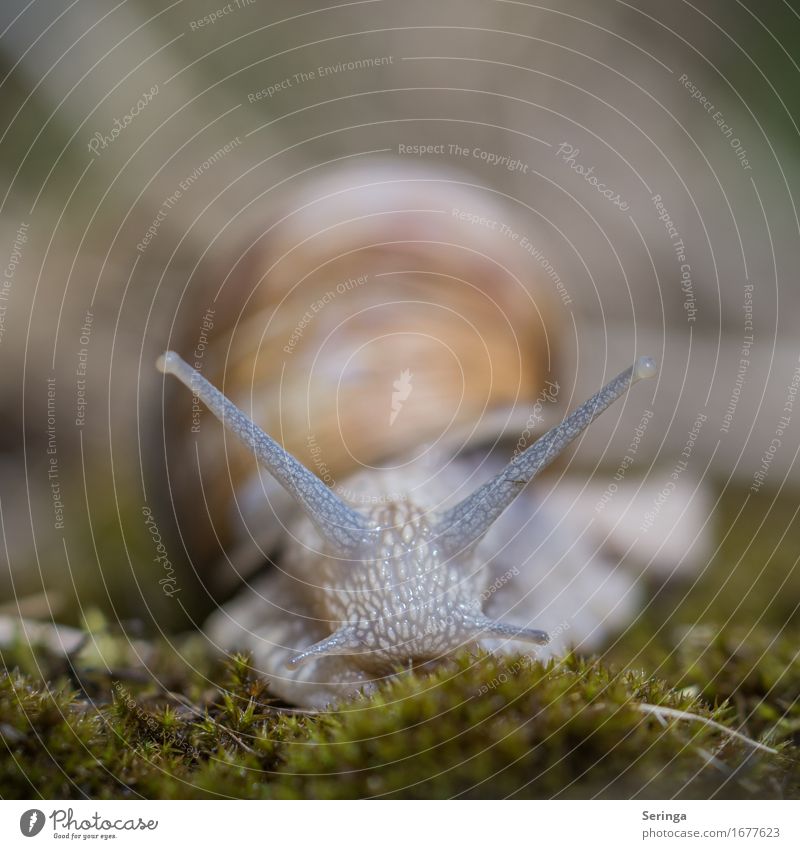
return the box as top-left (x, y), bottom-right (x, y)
top-left (157, 351), bottom-right (657, 671)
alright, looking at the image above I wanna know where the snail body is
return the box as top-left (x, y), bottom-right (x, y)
top-left (159, 349), bottom-right (656, 707)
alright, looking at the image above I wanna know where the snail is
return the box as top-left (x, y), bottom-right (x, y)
top-left (159, 347), bottom-right (655, 707)
top-left (155, 166), bottom-right (673, 707)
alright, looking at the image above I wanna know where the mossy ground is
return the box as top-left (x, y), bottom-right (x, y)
top-left (2, 483), bottom-right (799, 799)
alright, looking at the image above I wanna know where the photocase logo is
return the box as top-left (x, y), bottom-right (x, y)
top-left (19, 809), bottom-right (45, 837)
top-left (389, 369), bottom-right (413, 426)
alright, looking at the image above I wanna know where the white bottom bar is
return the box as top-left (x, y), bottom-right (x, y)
top-left (1, 799), bottom-right (797, 847)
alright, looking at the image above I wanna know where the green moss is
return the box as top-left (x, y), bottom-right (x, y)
top-left (1, 648), bottom-right (797, 799)
top-left (2, 482), bottom-right (799, 798)
top-left (268, 653), bottom-right (797, 799)
top-left (647, 628), bottom-right (800, 748)
top-left (602, 482), bottom-right (800, 765)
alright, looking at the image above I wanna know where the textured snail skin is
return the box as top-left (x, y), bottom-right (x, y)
top-left (166, 353), bottom-right (658, 708)
top-left (205, 460), bottom-right (637, 708)
top-left (206, 465), bottom-right (510, 707)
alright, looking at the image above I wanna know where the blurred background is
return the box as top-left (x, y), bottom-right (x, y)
top-left (0, 0), bottom-right (798, 655)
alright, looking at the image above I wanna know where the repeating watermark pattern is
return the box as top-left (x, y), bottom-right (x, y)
top-left (678, 73), bottom-right (752, 170)
top-left (86, 85), bottom-right (159, 157)
top-left (719, 282), bottom-right (754, 434)
top-left (74, 310), bottom-right (93, 428)
top-left (141, 506), bottom-right (180, 596)
top-left (389, 369), bottom-right (413, 426)
top-left (398, 142), bottom-right (529, 173)
top-left (137, 186), bottom-right (181, 254)
top-left (136, 137), bottom-right (242, 253)
top-left (477, 654), bottom-right (533, 695)
top-left (595, 408), bottom-right (654, 513)
top-left (248, 56), bottom-right (393, 102)
top-left (180, 139), bottom-right (243, 193)
top-left (453, 208), bottom-right (572, 306)
top-left (306, 433), bottom-right (407, 505)
top-left (516, 238), bottom-right (572, 306)
top-left (335, 484), bottom-right (408, 506)
top-left (189, 0), bottom-right (256, 31)
top-left (113, 680), bottom-right (200, 759)
top-left (476, 620), bottom-right (571, 695)
top-left (283, 275), bottom-right (368, 354)
top-left (307, 432), bottom-right (336, 490)
top-left (480, 566), bottom-right (520, 604)
top-left (554, 143), bottom-right (630, 212)
top-left (640, 411), bottom-right (707, 532)
top-left (0, 221), bottom-right (28, 346)
top-left (652, 193), bottom-right (696, 322)
top-left (46, 377), bottom-right (65, 531)
top-left (190, 307), bottom-right (216, 433)
top-left (751, 354), bottom-right (800, 493)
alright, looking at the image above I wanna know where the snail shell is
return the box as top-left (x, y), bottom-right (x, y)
top-left (160, 163), bottom-right (658, 708)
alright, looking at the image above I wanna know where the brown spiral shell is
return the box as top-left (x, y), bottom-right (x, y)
top-left (162, 162), bottom-right (558, 594)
